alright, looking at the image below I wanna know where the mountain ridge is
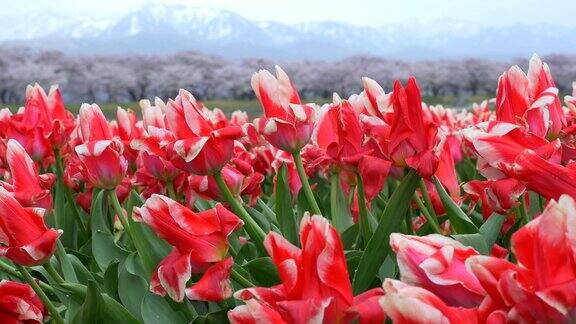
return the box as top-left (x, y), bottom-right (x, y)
top-left (1, 3), bottom-right (575, 60)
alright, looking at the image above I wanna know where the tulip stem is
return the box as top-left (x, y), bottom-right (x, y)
top-left (537, 195), bottom-right (545, 213)
top-left (213, 171), bottom-right (267, 253)
top-left (231, 268), bottom-right (255, 288)
top-left (356, 173), bottom-right (373, 244)
top-left (16, 264), bottom-right (65, 324)
top-left (53, 149), bottom-right (88, 236)
top-left (43, 262), bottom-right (65, 284)
top-left (291, 151), bottom-right (322, 215)
top-left (518, 194), bottom-right (530, 224)
top-left (413, 193), bottom-right (442, 234)
top-left (166, 180), bottom-right (177, 200)
top-left (0, 259), bottom-right (55, 293)
top-left (418, 178), bottom-right (437, 219)
top-left (108, 189), bottom-right (131, 232)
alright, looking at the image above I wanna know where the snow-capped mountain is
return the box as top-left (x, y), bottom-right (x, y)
top-left (1, 3), bottom-right (575, 60)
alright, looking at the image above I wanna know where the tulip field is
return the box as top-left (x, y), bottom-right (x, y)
top-left (1, 54), bottom-right (576, 323)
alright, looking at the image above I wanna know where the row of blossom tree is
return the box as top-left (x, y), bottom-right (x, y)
top-left (0, 47), bottom-right (575, 105)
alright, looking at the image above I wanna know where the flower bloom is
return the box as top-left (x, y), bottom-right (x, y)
top-left (1, 139), bottom-right (54, 210)
top-left (0, 280), bottom-right (46, 323)
top-left (165, 89), bottom-right (243, 175)
top-left (0, 187), bottom-right (61, 266)
top-left (463, 178), bottom-right (526, 219)
top-left (24, 83), bottom-right (75, 149)
top-left (511, 149), bottom-right (576, 200)
top-left (495, 55), bottom-right (565, 139)
top-left (379, 279), bottom-right (480, 324)
top-left (75, 103), bottom-right (127, 189)
top-left (229, 214), bottom-right (385, 323)
top-left (113, 106), bottom-right (143, 164)
top-left (251, 66), bottom-right (316, 153)
top-left (134, 194), bottom-right (242, 302)
top-left (461, 120), bottom-right (561, 179)
top-left (0, 84), bottom-right (74, 162)
top-left (313, 94), bottom-right (391, 214)
top-left (188, 159), bottom-right (264, 205)
top-left (390, 233), bottom-right (486, 307)
top-left (468, 194), bottom-right (576, 322)
top-left (387, 77), bottom-right (441, 178)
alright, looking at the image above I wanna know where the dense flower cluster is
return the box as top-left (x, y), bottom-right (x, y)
top-left (0, 54), bottom-right (575, 323)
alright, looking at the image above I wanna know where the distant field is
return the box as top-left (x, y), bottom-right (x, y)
top-left (1, 95), bottom-right (490, 118)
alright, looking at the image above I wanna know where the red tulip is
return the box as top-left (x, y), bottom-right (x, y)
top-left (75, 140), bottom-right (127, 190)
top-left (511, 149), bottom-right (576, 200)
top-left (24, 84), bottom-right (75, 148)
top-left (388, 77), bottom-right (441, 178)
top-left (228, 299), bottom-right (287, 323)
top-left (252, 66), bottom-right (316, 153)
top-left (0, 84), bottom-right (74, 162)
top-left (461, 121), bottom-right (561, 179)
top-left (496, 55), bottom-right (565, 139)
top-left (379, 279), bottom-right (480, 324)
top-left (3, 114), bottom-right (52, 163)
top-left (0, 187), bottom-right (61, 266)
top-left (134, 195), bottom-right (242, 302)
top-left (566, 84), bottom-right (576, 113)
top-left (113, 107), bottom-right (143, 164)
top-left (77, 103), bottom-right (113, 142)
top-left (527, 54), bottom-right (565, 138)
top-left (0, 280), bottom-right (46, 323)
top-left (361, 77), bottom-right (391, 119)
top-left (468, 194), bottom-right (576, 322)
top-left (271, 150), bottom-right (302, 199)
top-left (184, 257), bottom-right (234, 302)
top-left (463, 178), bottom-right (526, 219)
top-left (231, 214), bottom-right (385, 323)
top-left (390, 233), bottom-right (486, 307)
top-left (1, 139), bottom-right (53, 210)
top-left (139, 98), bottom-right (167, 130)
top-left (313, 95), bottom-right (392, 213)
top-left (314, 95), bottom-right (368, 167)
top-left (74, 104), bottom-right (127, 189)
top-left (165, 90), bottom-right (243, 175)
top-left (188, 161), bottom-right (264, 205)
top-left (132, 128), bottom-right (181, 183)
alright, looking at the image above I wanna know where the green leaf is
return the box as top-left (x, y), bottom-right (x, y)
top-left (103, 260), bottom-right (120, 301)
top-left (69, 254), bottom-right (99, 285)
top-left (479, 213), bottom-right (506, 249)
top-left (190, 309), bottom-right (229, 324)
top-left (275, 163), bottom-right (299, 245)
top-left (245, 205), bottom-right (272, 232)
top-left (141, 292), bottom-right (188, 324)
top-left (377, 255), bottom-right (397, 280)
top-left (73, 280), bottom-right (105, 323)
top-left (235, 241), bottom-right (259, 263)
top-left (118, 253), bottom-right (148, 321)
top-left (244, 257), bottom-right (281, 286)
top-left (55, 243), bottom-right (79, 283)
top-left (256, 198), bottom-right (277, 223)
top-left (127, 192), bottom-right (171, 277)
top-left (91, 190), bottom-right (130, 271)
top-left (352, 170), bottom-right (420, 294)
top-left (341, 223), bottom-right (359, 250)
top-left (330, 172), bottom-right (353, 233)
top-left (61, 281), bottom-right (140, 324)
top-left (345, 251), bottom-right (363, 283)
top-left (452, 233), bottom-right (490, 255)
top-left (453, 213), bottom-right (506, 255)
top-left (432, 176), bottom-right (479, 234)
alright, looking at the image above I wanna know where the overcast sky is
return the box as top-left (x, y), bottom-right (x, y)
top-left (1, 0), bottom-right (575, 27)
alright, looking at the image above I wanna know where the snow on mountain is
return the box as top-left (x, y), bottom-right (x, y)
top-left (1, 4), bottom-right (575, 60)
